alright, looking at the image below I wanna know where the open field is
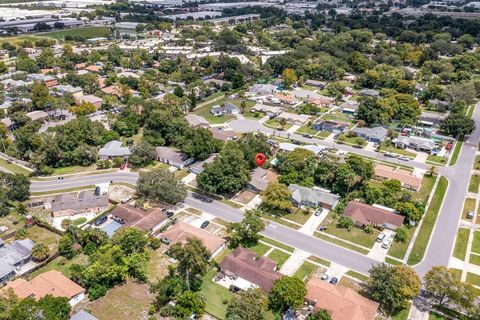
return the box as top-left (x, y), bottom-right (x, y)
top-left (0, 157), bottom-right (32, 175)
top-left (407, 176), bottom-right (448, 265)
top-left (40, 27), bottom-right (112, 40)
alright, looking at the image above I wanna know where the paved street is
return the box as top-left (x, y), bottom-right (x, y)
top-left (26, 102), bottom-right (480, 276)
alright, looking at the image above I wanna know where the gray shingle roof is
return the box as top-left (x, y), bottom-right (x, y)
top-left (288, 184), bottom-right (340, 207)
top-left (98, 140), bottom-right (131, 157)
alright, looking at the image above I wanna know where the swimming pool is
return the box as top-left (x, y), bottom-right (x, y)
top-left (100, 220), bottom-right (122, 237)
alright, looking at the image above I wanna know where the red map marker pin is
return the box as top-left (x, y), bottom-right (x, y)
top-left (255, 153), bottom-right (266, 167)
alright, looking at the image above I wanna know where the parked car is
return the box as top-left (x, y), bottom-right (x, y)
top-left (467, 211), bottom-right (475, 219)
top-left (382, 239), bottom-right (392, 249)
top-left (329, 277), bottom-right (338, 285)
top-left (314, 208), bottom-right (323, 216)
top-left (94, 186), bottom-right (100, 196)
top-left (94, 215), bottom-right (108, 226)
top-left (200, 221), bottom-right (210, 229)
top-left (384, 152), bottom-right (397, 158)
top-left (318, 226), bottom-right (327, 231)
top-left (303, 134), bottom-right (313, 138)
top-left (376, 233), bottom-right (386, 242)
top-left (160, 237), bottom-right (171, 245)
top-left (321, 274), bottom-right (328, 281)
top-left (398, 156), bottom-right (409, 161)
top-left (166, 211), bottom-right (174, 218)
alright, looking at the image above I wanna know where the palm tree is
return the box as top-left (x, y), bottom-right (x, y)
top-left (279, 118), bottom-right (287, 130)
top-left (430, 165), bottom-right (437, 176)
top-left (240, 100), bottom-right (247, 114)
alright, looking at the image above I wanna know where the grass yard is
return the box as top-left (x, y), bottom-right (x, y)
top-left (466, 105), bottom-right (475, 118)
top-left (320, 213), bottom-right (378, 248)
top-left (0, 157), bottom-right (32, 175)
top-left (385, 257), bottom-right (403, 265)
top-left (429, 312), bottom-right (447, 320)
top-left (466, 272), bottom-right (480, 286)
top-left (379, 144), bottom-right (416, 158)
top-left (407, 176), bottom-right (448, 265)
top-left (51, 164), bottom-right (98, 175)
top-left (29, 254), bottom-right (88, 279)
top-left (314, 232), bottom-right (369, 255)
top-left (316, 131), bottom-right (332, 139)
top-left (0, 213), bottom-right (25, 237)
top-left (31, 185), bottom-right (95, 197)
top-left (462, 198), bottom-right (477, 219)
top-left (335, 134), bottom-right (367, 147)
top-left (388, 226), bottom-right (415, 260)
top-left (146, 249), bottom-right (172, 283)
top-left (450, 268), bottom-right (462, 281)
top-left (321, 112), bottom-right (352, 123)
top-left (474, 155), bottom-right (480, 170)
top-left (86, 279), bottom-right (153, 320)
top-left (468, 174), bottom-right (480, 193)
top-left (267, 249), bottom-right (290, 267)
top-left (472, 231), bottom-right (480, 254)
top-left (345, 270), bottom-right (369, 282)
top-left (392, 304), bottom-right (411, 320)
top-left (72, 217), bottom-right (87, 226)
top-left (469, 254), bottom-right (480, 266)
top-left (453, 228), bottom-right (470, 260)
top-left (247, 242), bottom-right (271, 256)
top-left (201, 268), bottom-right (233, 319)
top-left (193, 98), bottom-right (235, 124)
top-left (0, 35), bottom-right (51, 46)
top-left (264, 118), bottom-right (292, 130)
top-left (261, 237), bottom-right (294, 253)
top-left (259, 213), bottom-right (301, 230)
top-left (308, 255), bottom-right (331, 267)
top-left (40, 27), bottom-right (112, 40)
top-left (283, 209), bottom-right (313, 225)
top-left (295, 125), bottom-right (318, 135)
top-left (338, 276), bottom-right (362, 292)
top-left (26, 225), bottom-right (61, 251)
top-left (449, 141), bottom-right (462, 166)
top-left (413, 175), bottom-right (437, 203)
top-left (426, 155), bottom-right (447, 165)
top-left (294, 261), bottom-right (317, 281)
top-left (219, 199), bottom-right (243, 209)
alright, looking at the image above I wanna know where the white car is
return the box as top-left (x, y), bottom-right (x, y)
top-left (382, 239), bottom-right (392, 249)
top-left (399, 156), bottom-right (409, 161)
top-left (321, 274), bottom-right (328, 281)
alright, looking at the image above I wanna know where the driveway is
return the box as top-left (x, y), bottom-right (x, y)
top-left (299, 209), bottom-right (329, 235)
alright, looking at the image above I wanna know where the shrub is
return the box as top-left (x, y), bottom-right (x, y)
top-left (395, 226), bottom-right (408, 243)
top-left (88, 284), bottom-right (107, 300)
top-left (337, 216), bottom-right (354, 229)
top-left (32, 243), bottom-right (50, 262)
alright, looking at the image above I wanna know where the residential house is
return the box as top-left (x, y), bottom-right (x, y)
top-left (50, 190), bottom-right (109, 218)
top-left (359, 89), bottom-right (380, 97)
top-left (351, 126), bottom-right (388, 143)
top-left (1, 79), bottom-right (32, 91)
top-left (218, 247), bottom-right (282, 291)
top-left (189, 154), bottom-right (217, 174)
top-left (210, 102), bottom-right (240, 116)
top-left (0, 239), bottom-right (35, 283)
top-left (26, 110), bottom-right (49, 122)
top-left (312, 120), bottom-right (349, 134)
top-left (71, 310), bottom-right (98, 320)
top-left (117, 71), bottom-right (141, 79)
top-left (185, 114), bottom-right (210, 128)
top-left (273, 93), bottom-right (298, 105)
top-left (246, 167), bottom-right (268, 193)
top-left (305, 277), bottom-right (379, 320)
top-left (2, 270), bottom-right (85, 306)
top-left (392, 136), bottom-right (436, 153)
top-left (418, 111), bottom-right (447, 128)
top-left (428, 99), bottom-right (449, 111)
top-left (343, 73), bottom-right (357, 83)
top-left (339, 100), bottom-right (359, 115)
top-left (374, 164), bottom-right (422, 191)
top-left (110, 204), bottom-right (169, 233)
top-left (305, 79), bottom-right (327, 89)
top-left (27, 74), bottom-right (57, 87)
top-left (155, 146), bottom-right (194, 169)
top-left (101, 85), bottom-right (139, 98)
top-left (308, 96), bottom-right (335, 108)
top-left (343, 201), bottom-right (405, 230)
top-left (98, 140), bottom-right (131, 160)
top-left (76, 95), bottom-right (104, 108)
top-left (251, 103), bottom-right (283, 117)
top-left (205, 78), bottom-right (232, 89)
top-left (84, 65), bottom-right (101, 73)
top-left (288, 184), bottom-right (340, 210)
top-left (209, 127), bottom-right (238, 141)
top-left (51, 84), bottom-right (83, 98)
top-left (276, 111), bottom-right (310, 126)
top-left (159, 222), bottom-right (226, 257)
top-left (277, 143), bottom-right (324, 156)
top-left (247, 84), bottom-right (277, 96)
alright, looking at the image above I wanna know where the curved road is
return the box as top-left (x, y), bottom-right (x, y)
top-left (28, 103), bottom-right (480, 276)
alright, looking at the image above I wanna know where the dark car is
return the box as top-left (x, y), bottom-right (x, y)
top-left (329, 277), bottom-right (338, 285)
top-left (200, 221), bottom-right (210, 229)
top-left (318, 226), bottom-right (327, 231)
top-left (94, 215), bottom-right (108, 226)
top-left (160, 237), bottom-right (171, 245)
top-left (166, 211), bottom-right (174, 218)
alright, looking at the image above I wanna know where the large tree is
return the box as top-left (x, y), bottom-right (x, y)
top-left (227, 209), bottom-right (265, 248)
top-left (260, 182), bottom-right (292, 216)
top-left (226, 288), bottom-right (271, 320)
top-left (178, 127), bottom-right (220, 161)
top-left (365, 264), bottom-right (420, 315)
top-left (136, 167), bottom-right (187, 205)
top-left (269, 276), bottom-right (307, 312)
top-left (440, 113), bottom-right (475, 138)
top-left (307, 310), bottom-right (332, 320)
top-left (129, 139), bottom-right (156, 168)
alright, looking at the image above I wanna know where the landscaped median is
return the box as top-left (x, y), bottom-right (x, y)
top-left (407, 176), bottom-right (448, 265)
top-left (449, 141), bottom-right (463, 166)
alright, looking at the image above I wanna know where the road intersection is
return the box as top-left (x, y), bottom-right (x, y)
top-left (27, 102), bottom-right (480, 276)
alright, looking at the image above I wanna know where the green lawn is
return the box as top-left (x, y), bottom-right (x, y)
top-left (264, 118), bottom-right (292, 130)
top-left (466, 272), bottom-right (480, 286)
top-left (385, 257), bottom-right (403, 265)
top-left (320, 213), bottom-right (378, 248)
top-left (31, 185), bottom-right (95, 197)
top-left (40, 26), bottom-right (112, 40)
top-left (450, 268), bottom-right (462, 281)
top-left (308, 255), bottom-right (331, 267)
top-left (453, 228), bottom-right (470, 261)
top-left (413, 175), bottom-right (437, 203)
top-left (407, 176), bottom-right (448, 265)
top-left (72, 217), bottom-right (87, 226)
top-left (26, 225), bottom-right (61, 251)
top-left (335, 134), bottom-right (367, 147)
top-left (283, 209), bottom-right (313, 225)
top-left (316, 131), bottom-right (332, 139)
top-left (462, 198), bottom-right (476, 219)
top-left (388, 226), bottom-right (415, 260)
top-left (474, 155), bottom-right (480, 170)
top-left (28, 254), bottom-right (88, 279)
top-left (379, 144), bottom-right (416, 158)
top-left (261, 237), bottom-right (294, 253)
top-left (294, 261), bottom-right (317, 281)
top-left (259, 213), bottom-right (301, 230)
top-left (466, 105), bottom-right (475, 118)
top-left (449, 141), bottom-right (462, 166)
top-left (247, 242), bottom-right (271, 256)
top-left (0, 157), bottom-right (32, 175)
top-left (469, 254), bottom-right (480, 266)
top-left (321, 112), bottom-right (352, 123)
top-left (345, 270), bottom-right (369, 282)
top-left (51, 164), bottom-right (98, 175)
top-left (426, 155), bottom-right (447, 165)
top-left (193, 98), bottom-right (235, 124)
top-left (392, 304), bottom-right (411, 320)
top-left (472, 231), bottom-right (480, 254)
top-left (468, 174), bottom-right (480, 193)
top-left (296, 125), bottom-right (318, 135)
top-left (267, 249), bottom-right (290, 268)
top-left (314, 232), bottom-right (369, 255)
top-left (429, 312), bottom-right (447, 320)
top-left (201, 268), bottom-right (233, 319)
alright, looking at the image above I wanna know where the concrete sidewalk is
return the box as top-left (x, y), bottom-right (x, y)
top-left (279, 249), bottom-right (310, 276)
